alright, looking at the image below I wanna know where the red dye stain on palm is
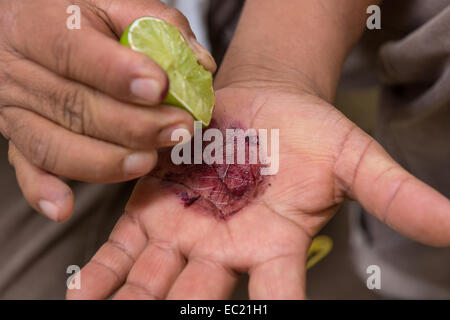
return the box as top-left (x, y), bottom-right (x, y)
top-left (153, 120), bottom-right (267, 220)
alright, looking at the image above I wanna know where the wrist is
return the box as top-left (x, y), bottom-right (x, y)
top-left (214, 45), bottom-right (331, 101)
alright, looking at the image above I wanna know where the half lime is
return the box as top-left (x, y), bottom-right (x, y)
top-left (120, 17), bottom-right (215, 126)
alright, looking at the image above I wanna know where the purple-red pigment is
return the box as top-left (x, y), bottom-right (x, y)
top-left (153, 120), bottom-right (267, 220)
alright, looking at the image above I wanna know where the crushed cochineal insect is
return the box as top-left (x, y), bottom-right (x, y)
top-left (181, 192), bottom-right (200, 206)
top-left (153, 120), bottom-right (269, 220)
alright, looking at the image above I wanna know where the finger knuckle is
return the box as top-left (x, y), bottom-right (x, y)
top-left (27, 132), bottom-right (56, 170)
top-left (53, 86), bottom-right (88, 135)
top-left (52, 32), bottom-right (73, 75)
top-left (334, 124), bottom-right (373, 195)
top-left (160, 6), bottom-right (190, 28)
top-left (0, 52), bottom-right (14, 97)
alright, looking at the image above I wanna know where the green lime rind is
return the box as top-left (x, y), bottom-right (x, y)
top-left (120, 17), bottom-right (215, 126)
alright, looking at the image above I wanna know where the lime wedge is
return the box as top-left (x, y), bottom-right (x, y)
top-left (120, 17), bottom-right (215, 126)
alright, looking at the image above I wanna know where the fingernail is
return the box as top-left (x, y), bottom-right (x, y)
top-left (123, 152), bottom-right (154, 176)
top-left (157, 123), bottom-right (192, 147)
top-left (130, 78), bottom-right (164, 104)
top-left (188, 38), bottom-right (217, 73)
top-left (38, 200), bottom-right (59, 221)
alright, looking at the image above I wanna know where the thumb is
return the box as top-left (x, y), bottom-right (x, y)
top-left (100, 0), bottom-right (217, 73)
top-left (335, 126), bottom-right (450, 247)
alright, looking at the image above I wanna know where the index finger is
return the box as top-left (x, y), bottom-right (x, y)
top-left (8, 4), bottom-right (169, 106)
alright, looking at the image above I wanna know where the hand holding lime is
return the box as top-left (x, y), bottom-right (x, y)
top-left (120, 17), bottom-right (215, 126)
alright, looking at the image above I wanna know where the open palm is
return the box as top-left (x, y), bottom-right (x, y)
top-left (68, 86), bottom-right (450, 300)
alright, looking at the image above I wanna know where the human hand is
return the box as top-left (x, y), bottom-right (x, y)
top-left (68, 79), bottom-right (450, 300)
top-left (0, 0), bottom-right (216, 221)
